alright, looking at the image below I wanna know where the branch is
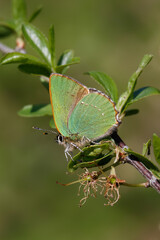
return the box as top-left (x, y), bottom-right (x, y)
top-left (0, 42), bottom-right (14, 53)
top-left (121, 181), bottom-right (150, 188)
top-left (0, 41), bottom-right (26, 54)
top-left (111, 131), bottom-right (160, 193)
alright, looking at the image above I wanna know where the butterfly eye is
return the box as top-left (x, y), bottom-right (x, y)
top-left (56, 135), bottom-right (64, 143)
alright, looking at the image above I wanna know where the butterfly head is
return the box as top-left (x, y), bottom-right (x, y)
top-left (56, 134), bottom-right (64, 144)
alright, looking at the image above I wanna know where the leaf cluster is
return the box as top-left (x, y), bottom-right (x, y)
top-left (0, 0), bottom-right (160, 185)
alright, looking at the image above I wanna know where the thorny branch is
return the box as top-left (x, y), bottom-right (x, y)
top-left (0, 40), bottom-right (26, 54)
top-left (0, 41), bottom-right (160, 194)
top-left (0, 42), bottom-right (14, 53)
top-left (111, 131), bottom-right (160, 193)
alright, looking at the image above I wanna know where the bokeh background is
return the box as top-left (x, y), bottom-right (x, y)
top-left (0, 0), bottom-right (160, 239)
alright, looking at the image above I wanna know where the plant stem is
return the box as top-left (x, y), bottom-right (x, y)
top-left (0, 42), bottom-right (14, 53)
top-left (121, 181), bottom-right (150, 188)
top-left (0, 42), bottom-right (26, 54)
top-left (111, 131), bottom-right (160, 193)
top-left (97, 161), bottom-right (122, 176)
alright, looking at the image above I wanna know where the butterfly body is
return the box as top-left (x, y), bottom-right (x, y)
top-left (56, 134), bottom-right (89, 160)
top-left (49, 73), bottom-right (120, 159)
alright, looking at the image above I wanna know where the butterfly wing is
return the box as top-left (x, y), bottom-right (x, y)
top-left (68, 89), bottom-right (120, 140)
top-left (49, 73), bottom-right (89, 137)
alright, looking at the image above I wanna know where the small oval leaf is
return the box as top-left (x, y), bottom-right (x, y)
top-left (116, 54), bottom-right (153, 113)
top-left (49, 118), bottom-right (56, 129)
top-left (68, 142), bottom-right (114, 172)
top-left (57, 49), bottom-right (80, 73)
top-left (18, 104), bottom-right (52, 117)
top-left (49, 25), bottom-right (56, 70)
top-left (125, 109), bottom-right (139, 117)
top-left (125, 148), bottom-right (160, 179)
top-left (55, 58), bottom-right (80, 74)
top-left (40, 76), bottom-right (49, 91)
top-left (22, 23), bottom-right (51, 65)
top-left (12, 0), bottom-right (27, 34)
top-left (57, 49), bottom-right (74, 66)
top-left (12, 0), bottom-right (27, 21)
top-left (86, 71), bottom-right (118, 103)
top-left (18, 63), bottom-right (51, 76)
top-left (153, 134), bottom-right (160, 165)
top-left (0, 52), bottom-right (40, 65)
top-left (29, 6), bottom-right (43, 23)
top-left (129, 86), bottom-right (160, 104)
top-left (0, 25), bottom-right (14, 38)
top-left (142, 139), bottom-right (151, 156)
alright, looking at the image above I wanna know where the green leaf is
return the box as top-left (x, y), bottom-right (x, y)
top-left (125, 148), bottom-right (160, 179)
top-left (129, 86), bottom-right (160, 104)
top-left (142, 139), bottom-right (151, 156)
top-left (12, 0), bottom-right (27, 34)
top-left (0, 20), bottom-right (16, 30)
top-left (69, 152), bottom-right (113, 172)
top-left (55, 58), bottom-right (80, 73)
top-left (18, 63), bottom-right (51, 77)
top-left (49, 118), bottom-right (56, 129)
top-left (153, 134), bottom-right (160, 165)
top-left (28, 6), bottom-right (43, 22)
top-left (0, 25), bottom-right (14, 38)
top-left (0, 21), bottom-right (16, 38)
top-left (125, 109), bottom-right (139, 117)
top-left (12, 0), bottom-right (27, 21)
top-left (57, 49), bottom-right (74, 65)
top-left (0, 52), bottom-right (51, 76)
top-left (18, 104), bottom-right (52, 117)
top-left (86, 71), bottom-right (118, 103)
top-left (116, 54), bottom-right (153, 113)
top-left (40, 76), bottom-right (49, 91)
top-left (57, 49), bottom-right (80, 73)
top-left (49, 25), bottom-right (55, 70)
top-left (68, 142), bottom-right (114, 172)
top-left (22, 23), bottom-right (51, 65)
top-left (0, 52), bottom-right (41, 65)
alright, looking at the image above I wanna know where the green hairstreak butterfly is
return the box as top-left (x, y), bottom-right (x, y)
top-left (49, 73), bottom-right (120, 160)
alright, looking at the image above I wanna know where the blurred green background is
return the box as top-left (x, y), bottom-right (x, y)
top-left (0, 0), bottom-right (160, 240)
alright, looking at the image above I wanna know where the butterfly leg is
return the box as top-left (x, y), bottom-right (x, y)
top-left (83, 136), bottom-right (99, 145)
top-left (64, 145), bottom-right (73, 161)
top-left (64, 150), bottom-right (73, 161)
top-left (70, 143), bottom-right (83, 152)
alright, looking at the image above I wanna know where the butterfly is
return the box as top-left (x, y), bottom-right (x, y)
top-left (49, 73), bottom-right (120, 160)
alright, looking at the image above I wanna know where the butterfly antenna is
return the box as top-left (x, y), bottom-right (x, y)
top-left (32, 126), bottom-right (57, 135)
